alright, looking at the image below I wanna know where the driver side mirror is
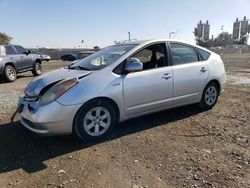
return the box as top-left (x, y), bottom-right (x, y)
top-left (25, 50), bottom-right (31, 55)
top-left (126, 58), bottom-right (143, 72)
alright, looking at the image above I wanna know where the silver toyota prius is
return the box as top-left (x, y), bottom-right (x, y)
top-left (18, 39), bottom-right (226, 141)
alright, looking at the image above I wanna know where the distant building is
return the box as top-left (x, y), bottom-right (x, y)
top-left (233, 18), bottom-right (240, 40)
top-left (194, 20), bottom-right (211, 47)
top-left (194, 16), bottom-right (250, 47)
top-left (233, 16), bottom-right (249, 44)
top-left (194, 20), bottom-right (210, 42)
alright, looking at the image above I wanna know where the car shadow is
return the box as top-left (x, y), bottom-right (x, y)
top-left (17, 74), bottom-right (34, 79)
top-left (0, 75), bottom-right (33, 84)
top-left (0, 104), bottom-right (204, 174)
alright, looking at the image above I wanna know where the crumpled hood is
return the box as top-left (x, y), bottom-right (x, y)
top-left (25, 68), bottom-right (91, 96)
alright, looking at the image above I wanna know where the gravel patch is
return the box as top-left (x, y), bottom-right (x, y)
top-left (0, 91), bottom-right (22, 123)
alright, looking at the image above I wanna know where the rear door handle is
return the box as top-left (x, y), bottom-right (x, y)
top-left (200, 67), bottom-right (207, 73)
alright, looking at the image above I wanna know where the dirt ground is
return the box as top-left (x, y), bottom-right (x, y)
top-left (0, 54), bottom-right (249, 188)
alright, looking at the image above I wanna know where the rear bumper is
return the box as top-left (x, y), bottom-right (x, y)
top-left (18, 96), bottom-right (81, 135)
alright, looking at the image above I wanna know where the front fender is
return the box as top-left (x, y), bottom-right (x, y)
top-left (56, 70), bottom-right (125, 121)
top-left (31, 54), bottom-right (41, 63)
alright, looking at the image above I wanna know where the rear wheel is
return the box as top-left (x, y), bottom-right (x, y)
top-left (200, 82), bottom-right (219, 110)
top-left (4, 65), bottom-right (16, 82)
top-left (74, 99), bottom-right (117, 142)
top-left (32, 62), bottom-right (42, 76)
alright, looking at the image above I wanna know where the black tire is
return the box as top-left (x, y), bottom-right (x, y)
top-left (4, 65), bottom-right (17, 82)
top-left (74, 99), bottom-right (117, 142)
top-left (32, 62), bottom-right (42, 76)
top-left (200, 82), bottom-right (219, 110)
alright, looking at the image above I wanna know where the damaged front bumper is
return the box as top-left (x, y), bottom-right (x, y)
top-left (18, 96), bottom-right (81, 135)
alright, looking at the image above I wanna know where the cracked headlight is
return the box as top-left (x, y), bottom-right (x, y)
top-left (40, 78), bottom-right (78, 104)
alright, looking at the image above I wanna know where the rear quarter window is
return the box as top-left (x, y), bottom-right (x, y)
top-left (4, 46), bottom-right (16, 55)
top-left (196, 48), bottom-right (210, 61)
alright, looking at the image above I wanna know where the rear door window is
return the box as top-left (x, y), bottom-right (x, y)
top-left (170, 43), bottom-right (199, 65)
top-left (4, 46), bottom-right (16, 55)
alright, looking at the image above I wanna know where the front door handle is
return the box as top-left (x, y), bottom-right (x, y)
top-left (200, 67), bottom-right (207, 73)
top-left (162, 73), bottom-right (172, 80)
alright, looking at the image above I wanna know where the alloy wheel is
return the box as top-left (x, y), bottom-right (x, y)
top-left (36, 63), bottom-right (42, 74)
top-left (83, 106), bottom-right (111, 136)
top-left (204, 85), bottom-right (217, 106)
top-left (7, 67), bottom-right (15, 80)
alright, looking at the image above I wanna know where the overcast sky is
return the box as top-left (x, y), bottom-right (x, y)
top-left (0, 0), bottom-right (249, 48)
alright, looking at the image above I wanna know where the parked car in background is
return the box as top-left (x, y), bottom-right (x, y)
top-left (0, 45), bottom-right (42, 82)
top-left (61, 53), bottom-right (77, 61)
top-left (77, 51), bottom-right (95, 60)
top-left (71, 51), bottom-right (96, 64)
top-left (35, 52), bottom-right (51, 62)
top-left (18, 39), bottom-right (226, 142)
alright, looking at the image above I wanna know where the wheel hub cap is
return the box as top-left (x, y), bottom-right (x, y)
top-left (205, 86), bottom-right (217, 106)
top-left (36, 64), bottom-right (41, 74)
top-left (7, 68), bottom-right (15, 79)
top-left (83, 107), bottom-right (111, 136)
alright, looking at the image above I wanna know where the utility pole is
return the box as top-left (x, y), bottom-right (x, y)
top-left (128, 32), bottom-right (131, 42)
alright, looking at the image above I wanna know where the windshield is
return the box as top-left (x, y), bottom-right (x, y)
top-left (71, 44), bottom-right (136, 70)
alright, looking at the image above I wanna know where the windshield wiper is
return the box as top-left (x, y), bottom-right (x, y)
top-left (78, 66), bottom-right (90, 71)
top-left (67, 65), bottom-right (89, 71)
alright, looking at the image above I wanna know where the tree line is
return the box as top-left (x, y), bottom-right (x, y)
top-left (0, 32), bottom-right (12, 45)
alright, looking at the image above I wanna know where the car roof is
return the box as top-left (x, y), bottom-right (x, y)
top-left (114, 39), bottom-right (192, 45)
top-left (113, 39), bottom-right (210, 52)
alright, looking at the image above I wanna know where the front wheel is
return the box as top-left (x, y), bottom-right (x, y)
top-left (200, 82), bottom-right (219, 110)
top-left (74, 99), bottom-right (117, 142)
top-left (32, 62), bottom-right (42, 76)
